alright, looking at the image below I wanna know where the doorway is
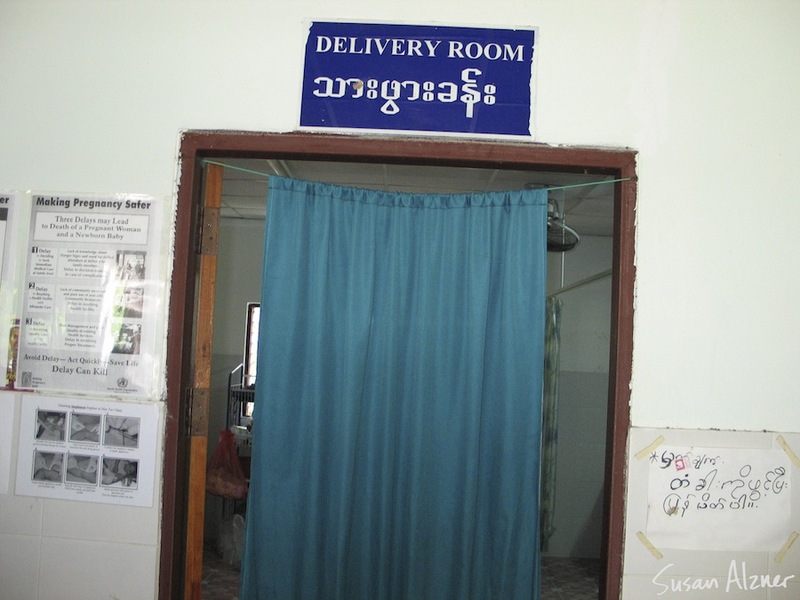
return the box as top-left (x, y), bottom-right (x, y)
top-left (161, 132), bottom-right (636, 600)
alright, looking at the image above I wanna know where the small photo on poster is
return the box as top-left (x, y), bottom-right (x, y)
top-left (103, 415), bottom-right (140, 448)
top-left (35, 410), bottom-right (67, 441)
top-left (101, 457), bottom-right (138, 489)
top-left (114, 285), bottom-right (144, 319)
top-left (69, 412), bottom-right (102, 443)
top-left (115, 250), bottom-right (146, 282)
top-left (65, 453), bottom-right (99, 485)
top-left (111, 323), bottom-right (141, 355)
top-left (32, 450), bottom-right (63, 482)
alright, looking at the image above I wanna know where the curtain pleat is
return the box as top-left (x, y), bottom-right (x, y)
top-left (240, 176), bottom-right (548, 600)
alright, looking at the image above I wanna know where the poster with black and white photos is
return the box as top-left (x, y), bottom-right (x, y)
top-left (15, 394), bottom-right (158, 506)
top-left (16, 193), bottom-right (167, 397)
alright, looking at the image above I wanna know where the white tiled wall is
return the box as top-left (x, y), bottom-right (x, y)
top-left (39, 538), bottom-right (158, 600)
top-left (0, 493), bottom-right (44, 536)
top-left (42, 498), bottom-right (160, 546)
top-left (0, 532), bottom-right (41, 598)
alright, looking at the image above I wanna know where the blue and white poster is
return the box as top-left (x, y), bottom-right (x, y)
top-left (301, 22), bottom-right (536, 136)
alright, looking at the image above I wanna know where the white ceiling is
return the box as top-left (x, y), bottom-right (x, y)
top-left (217, 158), bottom-right (615, 237)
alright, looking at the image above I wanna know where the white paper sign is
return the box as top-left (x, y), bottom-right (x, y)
top-left (15, 394), bottom-right (158, 506)
top-left (646, 445), bottom-right (791, 550)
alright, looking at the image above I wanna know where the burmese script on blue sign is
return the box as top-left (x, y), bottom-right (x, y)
top-left (300, 22), bottom-right (535, 136)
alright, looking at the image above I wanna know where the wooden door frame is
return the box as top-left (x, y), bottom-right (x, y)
top-left (160, 131), bottom-right (637, 599)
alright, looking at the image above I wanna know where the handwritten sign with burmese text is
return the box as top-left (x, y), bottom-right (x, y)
top-left (300, 22), bottom-right (536, 136)
top-left (646, 445), bottom-right (791, 551)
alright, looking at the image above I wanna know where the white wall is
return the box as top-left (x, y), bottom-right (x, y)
top-left (2, 1), bottom-right (799, 598)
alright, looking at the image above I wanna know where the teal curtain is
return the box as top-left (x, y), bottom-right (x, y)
top-left (240, 176), bottom-right (548, 600)
top-left (539, 296), bottom-right (562, 551)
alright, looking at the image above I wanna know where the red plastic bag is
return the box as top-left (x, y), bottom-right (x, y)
top-left (206, 429), bottom-right (248, 500)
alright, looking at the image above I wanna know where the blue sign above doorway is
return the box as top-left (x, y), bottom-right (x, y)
top-left (300, 22), bottom-right (536, 136)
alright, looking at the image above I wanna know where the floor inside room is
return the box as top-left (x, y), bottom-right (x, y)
top-left (201, 549), bottom-right (600, 600)
top-left (541, 556), bottom-right (601, 600)
top-left (202, 541), bottom-right (241, 600)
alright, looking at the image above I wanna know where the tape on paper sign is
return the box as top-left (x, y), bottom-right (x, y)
top-left (777, 435), bottom-right (800, 468)
top-left (637, 531), bottom-right (663, 560)
top-left (635, 435), bottom-right (666, 461)
top-left (775, 532), bottom-right (799, 564)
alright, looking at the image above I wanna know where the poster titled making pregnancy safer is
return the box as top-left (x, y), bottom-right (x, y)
top-left (15, 193), bottom-right (168, 398)
top-left (300, 22), bottom-right (536, 136)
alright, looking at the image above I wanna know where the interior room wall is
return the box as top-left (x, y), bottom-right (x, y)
top-left (1, 2), bottom-right (798, 598)
top-left (206, 218), bottom-right (265, 540)
top-left (545, 236), bottom-right (612, 559)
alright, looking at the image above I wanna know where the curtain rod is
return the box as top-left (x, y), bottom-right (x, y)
top-left (548, 269), bottom-right (612, 297)
top-left (200, 159), bottom-right (630, 193)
